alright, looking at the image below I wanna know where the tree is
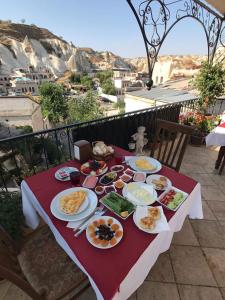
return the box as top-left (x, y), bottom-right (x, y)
top-left (39, 82), bottom-right (68, 124)
top-left (102, 79), bottom-right (116, 95)
top-left (192, 61), bottom-right (225, 112)
top-left (68, 91), bottom-right (104, 122)
top-left (96, 70), bottom-right (113, 85)
top-left (80, 75), bottom-right (93, 90)
top-left (21, 18), bottom-right (26, 24)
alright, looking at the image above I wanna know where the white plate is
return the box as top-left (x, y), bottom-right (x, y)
top-left (133, 206), bottom-right (170, 234)
top-left (128, 156), bottom-right (162, 174)
top-left (122, 182), bottom-right (157, 206)
top-left (50, 187), bottom-right (98, 221)
top-left (157, 187), bottom-right (189, 211)
top-left (81, 166), bottom-right (108, 177)
top-left (146, 175), bottom-right (172, 191)
top-left (55, 167), bottom-right (78, 181)
top-left (86, 216), bottom-right (123, 249)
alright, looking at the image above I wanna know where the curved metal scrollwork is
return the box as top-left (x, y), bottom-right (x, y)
top-left (127, 0), bottom-right (224, 89)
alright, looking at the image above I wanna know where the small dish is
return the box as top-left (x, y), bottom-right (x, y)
top-left (133, 172), bottom-right (146, 183)
top-left (124, 168), bottom-right (135, 176)
top-left (110, 165), bottom-right (124, 173)
top-left (82, 175), bottom-right (98, 189)
top-left (95, 185), bottom-right (105, 195)
top-left (114, 180), bottom-right (126, 189)
top-left (105, 185), bottom-right (116, 193)
top-left (99, 172), bottom-right (117, 185)
top-left (120, 174), bottom-right (132, 183)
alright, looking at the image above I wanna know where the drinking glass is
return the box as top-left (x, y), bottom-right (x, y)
top-left (70, 171), bottom-right (81, 186)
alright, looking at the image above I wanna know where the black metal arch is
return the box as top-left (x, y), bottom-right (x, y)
top-left (127, 0), bottom-right (225, 89)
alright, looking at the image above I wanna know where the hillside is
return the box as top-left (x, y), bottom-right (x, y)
top-left (0, 22), bottom-right (133, 75)
top-left (0, 21), bottom-right (207, 76)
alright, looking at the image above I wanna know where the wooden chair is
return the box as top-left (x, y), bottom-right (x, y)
top-left (150, 119), bottom-right (194, 172)
top-left (0, 225), bottom-right (90, 300)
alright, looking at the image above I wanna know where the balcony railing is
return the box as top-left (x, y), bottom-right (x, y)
top-left (0, 97), bottom-right (224, 191)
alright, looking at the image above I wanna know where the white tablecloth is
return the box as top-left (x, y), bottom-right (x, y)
top-left (21, 181), bottom-right (203, 300)
top-left (206, 120), bottom-right (225, 147)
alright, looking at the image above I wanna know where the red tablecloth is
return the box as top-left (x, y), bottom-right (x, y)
top-left (25, 146), bottom-right (198, 300)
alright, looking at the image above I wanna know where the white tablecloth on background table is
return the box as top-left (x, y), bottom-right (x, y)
top-left (21, 181), bottom-right (203, 300)
top-left (206, 119), bottom-right (225, 147)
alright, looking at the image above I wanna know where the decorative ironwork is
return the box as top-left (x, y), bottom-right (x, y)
top-left (127, 0), bottom-right (225, 89)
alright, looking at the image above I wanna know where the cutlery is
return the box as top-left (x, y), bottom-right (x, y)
top-left (74, 208), bottom-right (106, 238)
top-left (73, 204), bottom-right (104, 232)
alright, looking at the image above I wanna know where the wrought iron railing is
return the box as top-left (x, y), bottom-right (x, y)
top-left (0, 97), bottom-right (224, 191)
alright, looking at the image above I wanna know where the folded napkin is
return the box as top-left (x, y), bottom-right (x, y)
top-left (67, 210), bottom-right (105, 230)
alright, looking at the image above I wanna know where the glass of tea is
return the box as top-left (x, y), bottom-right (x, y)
top-left (70, 171), bottom-right (81, 186)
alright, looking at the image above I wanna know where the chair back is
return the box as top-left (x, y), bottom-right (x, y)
top-left (150, 119), bottom-right (194, 172)
top-left (0, 226), bottom-right (42, 299)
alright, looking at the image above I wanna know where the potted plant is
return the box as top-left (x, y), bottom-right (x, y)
top-left (192, 61), bottom-right (225, 114)
top-left (179, 111), bottom-right (220, 146)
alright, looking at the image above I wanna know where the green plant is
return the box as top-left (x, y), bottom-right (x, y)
top-left (80, 75), bottom-right (93, 90)
top-left (192, 61), bottom-right (225, 112)
top-left (39, 82), bottom-right (68, 124)
top-left (0, 191), bottom-right (24, 240)
top-left (68, 91), bottom-right (104, 122)
top-left (102, 79), bottom-right (116, 95)
top-left (96, 70), bottom-right (113, 85)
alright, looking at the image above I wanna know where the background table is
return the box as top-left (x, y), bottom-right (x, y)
top-left (21, 146), bottom-right (203, 300)
top-left (206, 121), bottom-right (225, 170)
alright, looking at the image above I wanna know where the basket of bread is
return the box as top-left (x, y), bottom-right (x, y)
top-left (92, 141), bottom-right (114, 161)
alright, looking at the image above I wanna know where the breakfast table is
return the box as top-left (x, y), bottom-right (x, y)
top-left (206, 119), bottom-right (225, 171)
top-left (21, 146), bottom-right (203, 300)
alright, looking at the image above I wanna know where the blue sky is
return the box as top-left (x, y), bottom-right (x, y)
top-left (0, 0), bottom-right (208, 58)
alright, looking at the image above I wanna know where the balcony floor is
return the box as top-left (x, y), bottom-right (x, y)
top-left (1, 145), bottom-right (225, 300)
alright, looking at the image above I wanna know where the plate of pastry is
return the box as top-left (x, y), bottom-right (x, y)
top-left (146, 175), bottom-right (172, 191)
top-left (122, 182), bottom-right (157, 206)
top-left (50, 187), bottom-right (98, 221)
top-left (86, 216), bottom-right (123, 249)
top-left (80, 160), bottom-right (108, 176)
top-left (133, 206), bottom-right (170, 234)
top-left (128, 156), bottom-right (162, 174)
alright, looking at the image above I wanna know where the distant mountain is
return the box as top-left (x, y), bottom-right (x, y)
top-left (0, 22), bottom-right (133, 75)
top-left (0, 22), bottom-right (206, 76)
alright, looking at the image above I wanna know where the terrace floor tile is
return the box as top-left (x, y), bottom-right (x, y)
top-left (191, 220), bottom-right (225, 248)
top-left (201, 186), bottom-right (225, 201)
top-left (137, 282), bottom-right (180, 300)
top-left (146, 253), bottom-right (175, 283)
top-left (203, 248), bottom-right (225, 287)
top-left (202, 201), bottom-right (216, 220)
top-left (177, 284), bottom-right (223, 300)
top-left (207, 201), bottom-right (225, 222)
top-left (170, 245), bottom-right (217, 286)
top-left (172, 218), bottom-right (199, 246)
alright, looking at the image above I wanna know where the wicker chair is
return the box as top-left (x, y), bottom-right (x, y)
top-left (0, 225), bottom-right (90, 299)
top-left (150, 119), bottom-right (194, 172)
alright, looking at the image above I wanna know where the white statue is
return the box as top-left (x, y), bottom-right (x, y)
top-left (132, 126), bottom-right (148, 155)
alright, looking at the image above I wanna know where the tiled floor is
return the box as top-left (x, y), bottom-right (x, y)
top-left (1, 145), bottom-right (225, 300)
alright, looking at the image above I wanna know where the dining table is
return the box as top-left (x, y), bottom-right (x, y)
top-left (21, 146), bottom-right (203, 300)
top-left (206, 117), bottom-right (225, 171)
